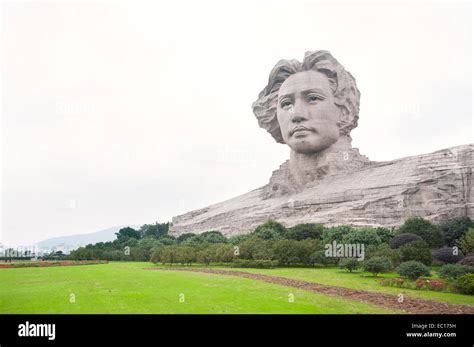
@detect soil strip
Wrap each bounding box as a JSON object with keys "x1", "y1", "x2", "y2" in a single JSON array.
[{"x1": 150, "y1": 267, "x2": 474, "y2": 314}]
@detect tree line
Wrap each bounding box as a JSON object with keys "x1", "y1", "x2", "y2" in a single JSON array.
[{"x1": 68, "y1": 217, "x2": 474, "y2": 269}]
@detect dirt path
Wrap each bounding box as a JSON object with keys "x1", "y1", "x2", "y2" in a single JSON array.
[{"x1": 150, "y1": 267, "x2": 474, "y2": 314}]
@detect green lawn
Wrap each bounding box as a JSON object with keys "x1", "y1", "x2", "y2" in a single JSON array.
[
  {"x1": 0, "y1": 262, "x2": 395, "y2": 314},
  {"x1": 213, "y1": 266, "x2": 474, "y2": 306}
]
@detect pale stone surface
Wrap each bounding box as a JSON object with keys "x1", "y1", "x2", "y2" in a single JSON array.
[
  {"x1": 170, "y1": 144, "x2": 473, "y2": 236},
  {"x1": 169, "y1": 50, "x2": 473, "y2": 236}
]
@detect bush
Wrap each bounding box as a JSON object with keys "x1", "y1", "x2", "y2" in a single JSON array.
[
  {"x1": 204, "y1": 231, "x2": 228, "y2": 243},
  {"x1": 196, "y1": 248, "x2": 214, "y2": 266},
  {"x1": 175, "y1": 245, "x2": 197, "y2": 265},
  {"x1": 439, "y1": 264, "x2": 474, "y2": 279},
  {"x1": 212, "y1": 243, "x2": 235, "y2": 262},
  {"x1": 432, "y1": 247, "x2": 464, "y2": 264},
  {"x1": 286, "y1": 223, "x2": 324, "y2": 240},
  {"x1": 231, "y1": 259, "x2": 278, "y2": 269},
  {"x1": 374, "y1": 227, "x2": 395, "y2": 243},
  {"x1": 399, "y1": 240, "x2": 432, "y2": 265},
  {"x1": 341, "y1": 227, "x2": 383, "y2": 246},
  {"x1": 154, "y1": 235, "x2": 176, "y2": 246},
  {"x1": 177, "y1": 233, "x2": 196, "y2": 243},
  {"x1": 272, "y1": 239, "x2": 318, "y2": 265},
  {"x1": 397, "y1": 217, "x2": 443, "y2": 247},
  {"x1": 310, "y1": 250, "x2": 337, "y2": 267},
  {"x1": 454, "y1": 274, "x2": 474, "y2": 295},
  {"x1": 237, "y1": 239, "x2": 274, "y2": 260},
  {"x1": 396, "y1": 261, "x2": 431, "y2": 280},
  {"x1": 365, "y1": 244, "x2": 401, "y2": 267},
  {"x1": 150, "y1": 249, "x2": 160, "y2": 263},
  {"x1": 338, "y1": 258, "x2": 361, "y2": 272},
  {"x1": 362, "y1": 256, "x2": 391, "y2": 276},
  {"x1": 228, "y1": 233, "x2": 255, "y2": 244},
  {"x1": 322, "y1": 225, "x2": 354, "y2": 243},
  {"x1": 457, "y1": 228, "x2": 474, "y2": 254},
  {"x1": 152, "y1": 245, "x2": 180, "y2": 265},
  {"x1": 252, "y1": 220, "x2": 287, "y2": 240},
  {"x1": 389, "y1": 233, "x2": 422, "y2": 249},
  {"x1": 440, "y1": 216, "x2": 474, "y2": 246},
  {"x1": 458, "y1": 255, "x2": 474, "y2": 266},
  {"x1": 191, "y1": 231, "x2": 227, "y2": 244}
]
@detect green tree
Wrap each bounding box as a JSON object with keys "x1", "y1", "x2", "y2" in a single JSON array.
[
  {"x1": 199, "y1": 231, "x2": 227, "y2": 243},
  {"x1": 310, "y1": 250, "x2": 336, "y2": 267},
  {"x1": 154, "y1": 235, "x2": 177, "y2": 246},
  {"x1": 131, "y1": 238, "x2": 156, "y2": 261},
  {"x1": 397, "y1": 217, "x2": 443, "y2": 247},
  {"x1": 177, "y1": 233, "x2": 197, "y2": 243},
  {"x1": 396, "y1": 261, "x2": 431, "y2": 280},
  {"x1": 440, "y1": 216, "x2": 474, "y2": 246},
  {"x1": 273, "y1": 240, "x2": 318, "y2": 265},
  {"x1": 212, "y1": 244, "x2": 234, "y2": 262},
  {"x1": 365, "y1": 244, "x2": 401, "y2": 267},
  {"x1": 286, "y1": 224, "x2": 324, "y2": 240},
  {"x1": 238, "y1": 239, "x2": 273, "y2": 260},
  {"x1": 338, "y1": 258, "x2": 361, "y2": 272},
  {"x1": 159, "y1": 245, "x2": 179, "y2": 265},
  {"x1": 175, "y1": 245, "x2": 196, "y2": 266},
  {"x1": 323, "y1": 225, "x2": 354, "y2": 244},
  {"x1": 457, "y1": 228, "x2": 474, "y2": 254},
  {"x1": 253, "y1": 220, "x2": 287, "y2": 240},
  {"x1": 362, "y1": 256, "x2": 391, "y2": 276},
  {"x1": 341, "y1": 227, "x2": 382, "y2": 246},
  {"x1": 373, "y1": 227, "x2": 394, "y2": 243},
  {"x1": 115, "y1": 227, "x2": 141, "y2": 242},
  {"x1": 140, "y1": 222, "x2": 170, "y2": 239},
  {"x1": 399, "y1": 240, "x2": 432, "y2": 265},
  {"x1": 196, "y1": 246, "x2": 214, "y2": 266},
  {"x1": 228, "y1": 233, "x2": 255, "y2": 244}
]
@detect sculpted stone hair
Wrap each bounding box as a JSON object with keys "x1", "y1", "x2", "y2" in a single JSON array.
[{"x1": 252, "y1": 50, "x2": 360, "y2": 144}]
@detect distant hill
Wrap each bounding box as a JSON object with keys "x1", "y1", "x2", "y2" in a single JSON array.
[{"x1": 35, "y1": 225, "x2": 140, "y2": 251}]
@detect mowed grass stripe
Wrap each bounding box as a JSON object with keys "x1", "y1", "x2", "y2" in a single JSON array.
[{"x1": 0, "y1": 262, "x2": 396, "y2": 314}]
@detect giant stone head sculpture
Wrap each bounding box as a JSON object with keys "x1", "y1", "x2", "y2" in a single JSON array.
[{"x1": 252, "y1": 50, "x2": 360, "y2": 154}]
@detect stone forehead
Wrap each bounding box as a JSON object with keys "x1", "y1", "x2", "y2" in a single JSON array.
[{"x1": 278, "y1": 70, "x2": 332, "y2": 96}]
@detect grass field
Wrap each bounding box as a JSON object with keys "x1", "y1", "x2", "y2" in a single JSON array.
[
  {"x1": 1, "y1": 262, "x2": 472, "y2": 314},
  {"x1": 218, "y1": 266, "x2": 474, "y2": 306},
  {"x1": 0, "y1": 262, "x2": 397, "y2": 314}
]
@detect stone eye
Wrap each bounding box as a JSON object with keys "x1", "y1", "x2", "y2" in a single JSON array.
[
  {"x1": 307, "y1": 94, "x2": 321, "y2": 103},
  {"x1": 280, "y1": 99, "x2": 293, "y2": 109}
]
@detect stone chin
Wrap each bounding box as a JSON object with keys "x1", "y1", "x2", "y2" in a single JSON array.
[{"x1": 285, "y1": 129, "x2": 340, "y2": 154}]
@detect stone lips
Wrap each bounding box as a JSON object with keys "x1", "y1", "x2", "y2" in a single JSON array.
[{"x1": 169, "y1": 144, "x2": 473, "y2": 236}]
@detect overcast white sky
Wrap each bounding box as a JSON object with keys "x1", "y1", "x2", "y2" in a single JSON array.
[{"x1": 1, "y1": 0, "x2": 472, "y2": 245}]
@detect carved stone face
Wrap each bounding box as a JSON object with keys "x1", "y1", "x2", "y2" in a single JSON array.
[{"x1": 277, "y1": 70, "x2": 341, "y2": 154}]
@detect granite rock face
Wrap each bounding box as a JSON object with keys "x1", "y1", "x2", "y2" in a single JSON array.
[
  {"x1": 170, "y1": 144, "x2": 473, "y2": 236},
  {"x1": 169, "y1": 50, "x2": 473, "y2": 236}
]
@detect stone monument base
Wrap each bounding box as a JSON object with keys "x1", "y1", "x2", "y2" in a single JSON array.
[{"x1": 169, "y1": 144, "x2": 473, "y2": 236}]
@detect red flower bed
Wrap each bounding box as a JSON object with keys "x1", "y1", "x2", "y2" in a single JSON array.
[
  {"x1": 415, "y1": 279, "x2": 446, "y2": 291},
  {"x1": 380, "y1": 277, "x2": 447, "y2": 291}
]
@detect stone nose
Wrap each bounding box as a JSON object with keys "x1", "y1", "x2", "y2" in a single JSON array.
[{"x1": 290, "y1": 101, "x2": 309, "y2": 123}]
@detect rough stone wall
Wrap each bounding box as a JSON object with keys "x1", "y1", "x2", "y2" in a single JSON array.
[{"x1": 169, "y1": 144, "x2": 473, "y2": 236}]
